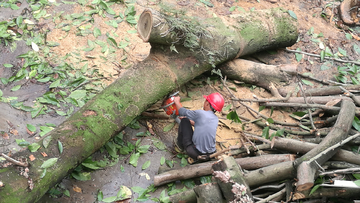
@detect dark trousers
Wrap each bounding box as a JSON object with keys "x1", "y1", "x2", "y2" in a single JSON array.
[{"x1": 177, "y1": 118, "x2": 212, "y2": 160}]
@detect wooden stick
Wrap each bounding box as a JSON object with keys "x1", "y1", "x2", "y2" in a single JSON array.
[{"x1": 0, "y1": 153, "x2": 28, "y2": 167}]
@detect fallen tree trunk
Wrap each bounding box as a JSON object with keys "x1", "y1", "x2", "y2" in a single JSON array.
[
  {"x1": 0, "y1": 7, "x2": 299, "y2": 203},
  {"x1": 154, "y1": 154, "x2": 295, "y2": 186},
  {"x1": 220, "y1": 59, "x2": 297, "y2": 92}
]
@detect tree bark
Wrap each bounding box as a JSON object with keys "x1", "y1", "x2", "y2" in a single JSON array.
[
  {"x1": 168, "y1": 188, "x2": 197, "y2": 203},
  {"x1": 0, "y1": 7, "x2": 298, "y2": 203},
  {"x1": 292, "y1": 187, "x2": 360, "y2": 200},
  {"x1": 193, "y1": 183, "x2": 225, "y2": 203},
  {"x1": 272, "y1": 137, "x2": 360, "y2": 165},
  {"x1": 220, "y1": 59, "x2": 297, "y2": 92},
  {"x1": 138, "y1": 8, "x2": 298, "y2": 60},
  {"x1": 294, "y1": 100, "x2": 355, "y2": 191},
  {"x1": 212, "y1": 156, "x2": 253, "y2": 202},
  {"x1": 154, "y1": 154, "x2": 295, "y2": 186}
]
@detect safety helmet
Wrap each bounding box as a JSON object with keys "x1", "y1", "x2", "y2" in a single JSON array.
[{"x1": 203, "y1": 93, "x2": 224, "y2": 112}]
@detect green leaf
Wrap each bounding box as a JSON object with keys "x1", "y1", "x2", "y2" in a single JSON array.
[
  {"x1": 3, "y1": 64, "x2": 13, "y2": 68},
  {"x1": 142, "y1": 160, "x2": 151, "y2": 170},
  {"x1": 160, "y1": 157, "x2": 165, "y2": 165},
  {"x1": 288, "y1": 10, "x2": 297, "y2": 19},
  {"x1": 353, "y1": 173, "x2": 360, "y2": 179},
  {"x1": 97, "y1": 190, "x2": 103, "y2": 201},
  {"x1": 105, "y1": 141, "x2": 118, "y2": 158},
  {"x1": 352, "y1": 116, "x2": 360, "y2": 131},
  {"x1": 10, "y1": 4, "x2": 20, "y2": 10},
  {"x1": 0, "y1": 89, "x2": 3, "y2": 97},
  {"x1": 64, "y1": 190, "x2": 70, "y2": 197},
  {"x1": 165, "y1": 160, "x2": 173, "y2": 168},
  {"x1": 58, "y1": 140, "x2": 63, "y2": 154},
  {"x1": 163, "y1": 123, "x2": 175, "y2": 132},
  {"x1": 295, "y1": 49, "x2": 302, "y2": 62},
  {"x1": 93, "y1": 27, "x2": 101, "y2": 38},
  {"x1": 43, "y1": 136, "x2": 52, "y2": 148},
  {"x1": 262, "y1": 126, "x2": 269, "y2": 139},
  {"x1": 309, "y1": 184, "x2": 321, "y2": 196},
  {"x1": 320, "y1": 50, "x2": 325, "y2": 62},
  {"x1": 40, "y1": 126, "x2": 54, "y2": 137},
  {"x1": 49, "y1": 79, "x2": 61, "y2": 88},
  {"x1": 68, "y1": 90, "x2": 87, "y2": 99},
  {"x1": 137, "y1": 145, "x2": 150, "y2": 154},
  {"x1": 226, "y1": 111, "x2": 242, "y2": 123},
  {"x1": 72, "y1": 171, "x2": 91, "y2": 181},
  {"x1": 180, "y1": 157, "x2": 188, "y2": 167},
  {"x1": 27, "y1": 124, "x2": 36, "y2": 132},
  {"x1": 259, "y1": 106, "x2": 266, "y2": 112},
  {"x1": 16, "y1": 139, "x2": 30, "y2": 146},
  {"x1": 11, "y1": 85, "x2": 21, "y2": 91},
  {"x1": 28, "y1": 143, "x2": 41, "y2": 152},
  {"x1": 41, "y1": 158, "x2": 58, "y2": 168},
  {"x1": 152, "y1": 138, "x2": 166, "y2": 150},
  {"x1": 301, "y1": 79, "x2": 313, "y2": 86},
  {"x1": 82, "y1": 162, "x2": 100, "y2": 170},
  {"x1": 338, "y1": 47, "x2": 347, "y2": 57},
  {"x1": 129, "y1": 152, "x2": 140, "y2": 167},
  {"x1": 354, "y1": 44, "x2": 360, "y2": 54},
  {"x1": 40, "y1": 168, "x2": 47, "y2": 178},
  {"x1": 354, "y1": 180, "x2": 360, "y2": 187}
]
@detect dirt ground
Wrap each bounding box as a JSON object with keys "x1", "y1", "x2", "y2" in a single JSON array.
[{"x1": 1, "y1": 0, "x2": 360, "y2": 202}]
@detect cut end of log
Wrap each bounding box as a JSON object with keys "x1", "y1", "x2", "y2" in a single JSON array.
[
  {"x1": 137, "y1": 9, "x2": 153, "y2": 42},
  {"x1": 296, "y1": 182, "x2": 314, "y2": 192},
  {"x1": 292, "y1": 192, "x2": 306, "y2": 200}
]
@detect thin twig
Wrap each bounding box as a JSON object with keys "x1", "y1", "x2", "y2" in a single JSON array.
[
  {"x1": 236, "y1": 90, "x2": 292, "y2": 103},
  {"x1": 308, "y1": 133, "x2": 360, "y2": 163},
  {"x1": 1, "y1": 153, "x2": 28, "y2": 167},
  {"x1": 339, "y1": 86, "x2": 360, "y2": 106},
  {"x1": 251, "y1": 183, "x2": 286, "y2": 193},
  {"x1": 285, "y1": 48, "x2": 360, "y2": 66},
  {"x1": 298, "y1": 82, "x2": 317, "y2": 131},
  {"x1": 319, "y1": 167, "x2": 360, "y2": 176},
  {"x1": 256, "y1": 188, "x2": 286, "y2": 203}
]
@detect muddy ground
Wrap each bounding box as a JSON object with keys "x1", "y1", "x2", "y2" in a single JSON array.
[{"x1": 1, "y1": 0, "x2": 360, "y2": 202}]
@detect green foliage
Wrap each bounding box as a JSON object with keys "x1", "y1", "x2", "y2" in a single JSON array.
[
  {"x1": 227, "y1": 111, "x2": 242, "y2": 123},
  {"x1": 334, "y1": 63, "x2": 360, "y2": 84}
]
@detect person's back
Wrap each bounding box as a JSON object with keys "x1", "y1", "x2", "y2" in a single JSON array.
[{"x1": 174, "y1": 92, "x2": 224, "y2": 163}]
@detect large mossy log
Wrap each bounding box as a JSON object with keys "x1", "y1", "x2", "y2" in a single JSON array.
[
  {"x1": 0, "y1": 8, "x2": 298, "y2": 203},
  {"x1": 138, "y1": 7, "x2": 298, "y2": 62}
]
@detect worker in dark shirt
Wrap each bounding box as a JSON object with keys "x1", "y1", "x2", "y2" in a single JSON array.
[{"x1": 173, "y1": 92, "x2": 224, "y2": 163}]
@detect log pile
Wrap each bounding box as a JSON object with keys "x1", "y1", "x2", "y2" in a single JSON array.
[{"x1": 153, "y1": 87, "x2": 360, "y2": 202}]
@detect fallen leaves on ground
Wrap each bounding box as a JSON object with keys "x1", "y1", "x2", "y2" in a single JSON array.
[
  {"x1": 73, "y1": 185, "x2": 82, "y2": 193},
  {"x1": 1, "y1": 132, "x2": 9, "y2": 139},
  {"x1": 29, "y1": 154, "x2": 35, "y2": 161},
  {"x1": 9, "y1": 129, "x2": 18, "y2": 136}
]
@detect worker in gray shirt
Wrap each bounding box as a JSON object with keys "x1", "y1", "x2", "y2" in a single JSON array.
[{"x1": 173, "y1": 92, "x2": 224, "y2": 163}]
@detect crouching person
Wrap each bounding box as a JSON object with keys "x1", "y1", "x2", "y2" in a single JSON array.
[{"x1": 173, "y1": 93, "x2": 224, "y2": 164}]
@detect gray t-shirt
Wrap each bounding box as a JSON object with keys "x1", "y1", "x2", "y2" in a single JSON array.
[{"x1": 178, "y1": 107, "x2": 218, "y2": 153}]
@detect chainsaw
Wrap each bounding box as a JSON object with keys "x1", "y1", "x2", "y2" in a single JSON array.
[{"x1": 160, "y1": 91, "x2": 182, "y2": 123}]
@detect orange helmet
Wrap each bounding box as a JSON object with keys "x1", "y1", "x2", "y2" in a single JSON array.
[{"x1": 203, "y1": 93, "x2": 224, "y2": 112}]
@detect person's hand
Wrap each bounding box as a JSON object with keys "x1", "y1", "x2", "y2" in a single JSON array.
[
  {"x1": 173, "y1": 96, "x2": 181, "y2": 104},
  {"x1": 189, "y1": 119, "x2": 195, "y2": 126}
]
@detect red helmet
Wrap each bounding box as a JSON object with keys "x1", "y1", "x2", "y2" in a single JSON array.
[{"x1": 203, "y1": 93, "x2": 224, "y2": 112}]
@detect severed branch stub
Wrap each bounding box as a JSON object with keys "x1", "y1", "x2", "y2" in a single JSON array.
[{"x1": 212, "y1": 156, "x2": 254, "y2": 203}]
